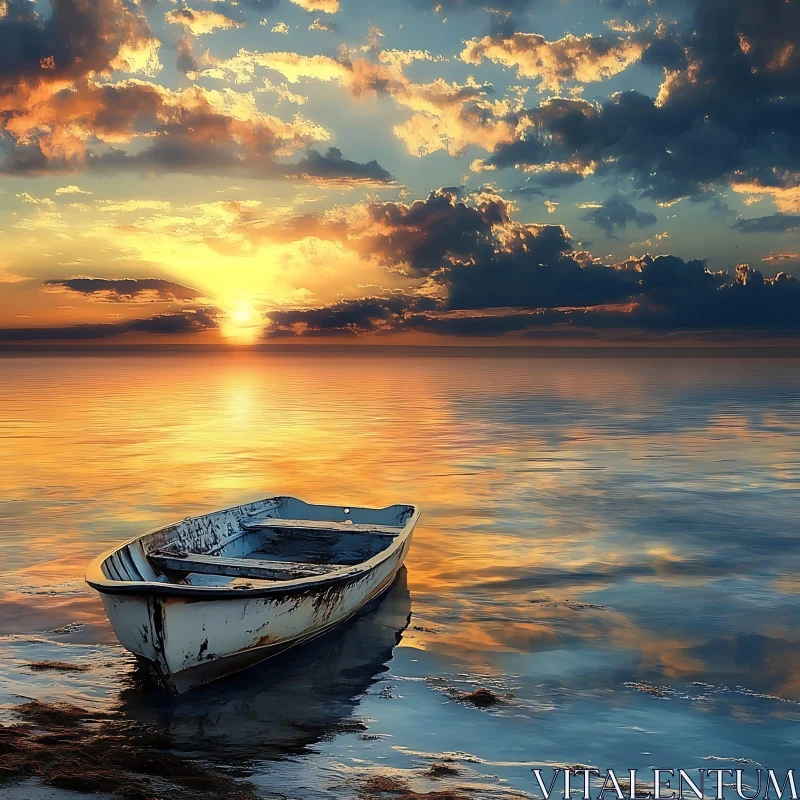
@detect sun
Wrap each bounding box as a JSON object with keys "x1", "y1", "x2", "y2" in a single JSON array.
[
  {"x1": 231, "y1": 306, "x2": 255, "y2": 325},
  {"x1": 220, "y1": 301, "x2": 261, "y2": 344}
]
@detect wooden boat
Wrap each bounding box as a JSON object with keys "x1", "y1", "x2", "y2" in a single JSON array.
[
  {"x1": 86, "y1": 496, "x2": 419, "y2": 693},
  {"x1": 120, "y1": 571, "x2": 412, "y2": 756}
]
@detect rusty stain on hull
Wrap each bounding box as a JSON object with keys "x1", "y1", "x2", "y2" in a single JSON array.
[{"x1": 86, "y1": 496, "x2": 419, "y2": 693}]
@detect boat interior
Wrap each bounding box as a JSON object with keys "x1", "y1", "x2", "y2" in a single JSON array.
[{"x1": 99, "y1": 497, "x2": 416, "y2": 588}]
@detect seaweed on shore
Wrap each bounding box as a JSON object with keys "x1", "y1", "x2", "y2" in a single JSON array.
[
  {"x1": 426, "y1": 763, "x2": 460, "y2": 778},
  {"x1": 455, "y1": 688, "x2": 502, "y2": 708},
  {"x1": 27, "y1": 661, "x2": 92, "y2": 673},
  {"x1": 16, "y1": 700, "x2": 99, "y2": 726},
  {"x1": 0, "y1": 701, "x2": 259, "y2": 800}
]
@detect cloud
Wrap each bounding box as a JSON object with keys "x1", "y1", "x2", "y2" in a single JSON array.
[
  {"x1": 226, "y1": 188, "x2": 637, "y2": 310},
  {"x1": 405, "y1": 0, "x2": 535, "y2": 9},
  {"x1": 0, "y1": 308, "x2": 221, "y2": 341},
  {"x1": 266, "y1": 262, "x2": 800, "y2": 338},
  {"x1": 507, "y1": 185, "x2": 544, "y2": 201},
  {"x1": 253, "y1": 187, "x2": 800, "y2": 338},
  {"x1": 582, "y1": 192, "x2": 657, "y2": 236},
  {"x1": 42, "y1": 277, "x2": 207, "y2": 303},
  {"x1": 265, "y1": 294, "x2": 436, "y2": 337},
  {"x1": 165, "y1": 7, "x2": 243, "y2": 35},
  {"x1": 762, "y1": 252, "x2": 800, "y2": 263},
  {"x1": 0, "y1": 0, "x2": 160, "y2": 87},
  {"x1": 0, "y1": 0, "x2": 384, "y2": 183},
  {"x1": 259, "y1": 78, "x2": 308, "y2": 105},
  {"x1": 308, "y1": 18, "x2": 335, "y2": 32},
  {"x1": 732, "y1": 214, "x2": 800, "y2": 234},
  {"x1": 0, "y1": 76, "x2": 398, "y2": 181},
  {"x1": 217, "y1": 187, "x2": 509, "y2": 276},
  {"x1": 99, "y1": 200, "x2": 171, "y2": 213},
  {"x1": 16, "y1": 193, "x2": 54, "y2": 207},
  {"x1": 378, "y1": 50, "x2": 442, "y2": 68},
  {"x1": 391, "y1": 76, "x2": 519, "y2": 157},
  {"x1": 461, "y1": 31, "x2": 648, "y2": 93},
  {"x1": 175, "y1": 32, "x2": 199, "y2": 76},
  {"x1": 0, "y1": 271, "x2": 29, "y2": 284},
  {"x1": 201, "y1": 50, "x2": 521, "y2": 157},
  {"x1": 729, "y1": 181, "x2": 800, "y2": 213},
  {"x1": 289, "y1": 0, "x2": 339, "y2": 12},
  {"x1": 475, "y1": 0, "x2": 800, "y2": 205},
  {"x1": 361, "y1": 189, "x2": 510, "y2": 277},
  {"x1": 205, "y1": 51, "x2": 349, "y2": 85},
  {"x1": 54, "y1": 185, "x2": 92, "y2": 196},
  {"x1": 286, "y1": 147, "x2": 395, "y2": 187}
]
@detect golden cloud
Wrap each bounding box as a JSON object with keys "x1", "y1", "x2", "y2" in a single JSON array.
[
  {"x1": 289, "y1": 0, "x2": 340, "y2": 12},
  {"x1": 461, "y1": 31, "x2": 646, "y2": 92},
  {"x1": 730, "y1": 178, "x2": 800, "y2": 213},
  {"x1": 204, "y1": 50, "x2": 520, "y2": 156},
  {"x1": 2, "y1": 77, "x2": 329, "y2": 174},
  {"x1": 165, "y1": 7, "x2": 244, "y2": 36}
]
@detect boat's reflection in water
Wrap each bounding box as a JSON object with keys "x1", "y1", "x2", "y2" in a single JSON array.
[{"x1": 118, "y1": 568, "x2": 411, "y2": 760}]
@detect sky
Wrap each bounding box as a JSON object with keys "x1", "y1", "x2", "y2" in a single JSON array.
[{"x1": 0, "y1": 0, "x2": 799, "y2": 345}]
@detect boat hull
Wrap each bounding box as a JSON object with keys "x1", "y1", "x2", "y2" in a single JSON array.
[{"x1": 98, "y1": 528, "x2": 413, "y2": 693}]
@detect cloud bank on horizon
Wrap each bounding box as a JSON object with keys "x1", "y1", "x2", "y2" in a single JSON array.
[{"x1": 0, "y1": 0, "x2": 798, "y2": 343}]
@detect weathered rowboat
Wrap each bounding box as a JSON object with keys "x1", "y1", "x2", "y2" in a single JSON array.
[
  {"x1": 121, "y1": 571, "x2": 412, "y2": 755},
  {"x1": 86, "y1": 496, "x2": 419, "y2": 693}
]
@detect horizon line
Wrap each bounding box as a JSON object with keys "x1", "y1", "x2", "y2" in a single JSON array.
[{"x1": 1, "y1": 343, "x2": 799, "y2": 358}]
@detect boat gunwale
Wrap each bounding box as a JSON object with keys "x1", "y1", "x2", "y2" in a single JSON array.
[{"x1": 85, "y1": 498, "x2": 420, "y2": 599}]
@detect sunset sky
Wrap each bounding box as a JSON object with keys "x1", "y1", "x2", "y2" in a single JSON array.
[{"x1": 1, "y1": 0, "x2": 799, "y2": 344}]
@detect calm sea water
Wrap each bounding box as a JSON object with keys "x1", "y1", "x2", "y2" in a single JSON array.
[{"x1": 1, "y1": 354, "x2": 799, "y2": 799}]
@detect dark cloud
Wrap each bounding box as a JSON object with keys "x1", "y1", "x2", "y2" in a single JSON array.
[
  {"x1": 362, "y1": 188, "x2": 510, "y2": 277},
  {"x1": 508, "y1": 169, "x2": 586, "y2": 201},
  {"x1": 582, "y1": 193, "x2": 657, "y2": 237},
  {"x1": 2, "y1": 121, "x2": 393, "y2": 183},
  {"x1": 0, "y1": 308, "x2": 221, "y2": 341},
  {"x1": 175, "y1": 33, "x2": 200, "y2": 75},
  {"x1": 285, "y1": 147, "x2": 395, "y2": 187},
  {"x1": 707, "y1": 196, "x2": 735, "y2": 218},
  {"x1": 535, "y1": 170, "x2": 586, "y2": 190},
  {"x1": 480, "y1": 0, "x2": 800, "y2": 205},
  {"x1": 407, "y1": 0, "x2": 536, "y2": 9},
  {"x1": 507, "y1": 185, "x2": 545, "y2": 201},
  {"x1": 732, "y1": 214, "x2": 800, "y2": 234},
  {"x1": 262, "y1": 188, "x2": 800, "y2": 338},
  {"x1": 442, "y1": 225, "x2": 640, "y2": 309},
  {"x1": 267, "y1": 264, "x2": 800, "y2": 337},
  {"x1": 403, "y1": 309, "x2": 546, "y2": 338},
  {"x1": 249, "y1": 199, "x2": 475, "y2": 269},
  {"x1": 43, "y1": 278, "x2": 206, "y2": 303},
  {"x1": 265, "y1": 295, "x2": 438, "y2": 338},
  {"x1": 0, "y1": 0, "x2": 153, "y2": 85}
]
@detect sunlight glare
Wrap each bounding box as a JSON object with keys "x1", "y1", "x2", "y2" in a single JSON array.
[{"x1": 221, "y1": 301, "x2": 261, "y2": 344}]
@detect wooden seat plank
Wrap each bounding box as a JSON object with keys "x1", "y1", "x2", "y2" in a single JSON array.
[
  {"x1": 148, "y1": 551, "x2": 343, "y2": 581},
  {"x1": 241, "y1": 517, "x2": 403, "y2": 535}
]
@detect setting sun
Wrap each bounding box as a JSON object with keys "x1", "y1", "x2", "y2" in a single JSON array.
[{"x1": 221, "y1": 301, "x2": 261, "y2": 343}]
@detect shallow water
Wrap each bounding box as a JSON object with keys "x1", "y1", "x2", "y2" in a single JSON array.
[{"x1": 1, "y1": 354, "x2": 799, "y2": 798}]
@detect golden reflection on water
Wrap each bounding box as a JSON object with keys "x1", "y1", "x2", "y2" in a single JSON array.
[{"x1": 1, "y1": 354, "x2": 800, "y2": 699}]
